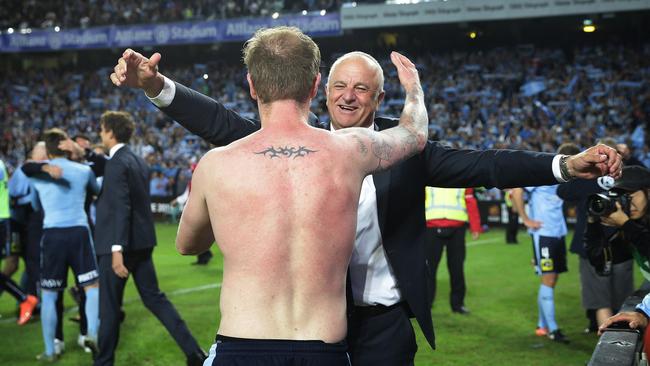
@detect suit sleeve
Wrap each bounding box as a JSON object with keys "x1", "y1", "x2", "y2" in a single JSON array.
[
  {"x1": 104, "y1": 159, "x2": 131, "y2": 250},
  {"x1": 557, "y1": 179, "x2": 603, "y2": 202},
  {"x1": 159, "y1": 81, "x2": 261, "y2": 146},
  {"x1": 85, "y1": 149, "x2": 108, "y2": 177},
  {"x1": 423, "y1": 141, "x2": 557, "y2": 189}
]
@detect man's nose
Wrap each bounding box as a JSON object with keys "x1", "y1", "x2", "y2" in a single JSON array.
[{"x1": 341, "y1": 87, "x2": 356, "y2": 102}]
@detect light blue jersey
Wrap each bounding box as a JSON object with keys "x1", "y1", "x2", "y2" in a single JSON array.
[
  {"x1": 637, "y1": 293, "x2": 650, "y2": 317},
  {"x1": 30, "y1": 158, "x2": 99, "y2": 229},
  {"x1": 8, "y1": 166, "x2": 40, "y2": 211},
  {"x1": 525, "y1": 185, "x2": 567, "y2": 238}
]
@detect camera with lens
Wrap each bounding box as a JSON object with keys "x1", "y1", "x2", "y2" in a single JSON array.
[{"x1": 587, "y1": 190, "x2": 631, "y2": 217}]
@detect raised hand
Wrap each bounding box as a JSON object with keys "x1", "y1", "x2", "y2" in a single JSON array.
[
  {"x1": 390, "y1": 51, "x2": 422, "y2": 98},
  {"x1": 109, "y1": 48, "x2": 164, "y2": 97},
  {"x1": 567, "y1": 144, "x2": 622, "y2": 180}
]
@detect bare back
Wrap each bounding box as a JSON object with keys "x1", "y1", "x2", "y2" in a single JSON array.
[{"x1": 196, "y1": 125, "x2": 364, "y2": 342}]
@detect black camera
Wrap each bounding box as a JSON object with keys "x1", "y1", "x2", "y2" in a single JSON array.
[{"x1": 587, "y1": 190, "x2": 631, "y2": 217}]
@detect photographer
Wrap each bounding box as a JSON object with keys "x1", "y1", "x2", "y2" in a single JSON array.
[{"x1": 585, "y1": 166, "x2": 650, "y2": 324}]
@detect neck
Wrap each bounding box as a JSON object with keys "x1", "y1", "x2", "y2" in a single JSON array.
[{"x1": 258, "y1": 100, "x2": 310, "y2": 129}]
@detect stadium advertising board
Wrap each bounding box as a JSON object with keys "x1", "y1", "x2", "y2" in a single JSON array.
[
  {"x1": 341, "y1": 0, "x2": 650, "y2": 28},
  {"x1": 0, "y1": 13, "x2": 341, "y2": 53}
]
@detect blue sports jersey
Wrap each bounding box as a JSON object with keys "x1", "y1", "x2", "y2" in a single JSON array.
[
  {"x1": 525, "y1": 185, "x2": 567, "y2": 238},
  {"x1": 31, "y1": 158, "x2": 99, "y2": 229},
  {"x1": 8, "y1": 166, "x2": 40, "y2": 210}
]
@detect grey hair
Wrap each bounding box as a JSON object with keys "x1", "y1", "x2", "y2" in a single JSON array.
[{"x1": 327, "y1": 51, "x2": 385, "y2": 96}]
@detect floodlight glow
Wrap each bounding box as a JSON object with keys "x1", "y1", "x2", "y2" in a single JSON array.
[
  {"x1": 272, "y1": 12, "x2": 279, "y2": 19},
  {"x1": 583, "y1": 25, "x2": 596, "y2": 33}
]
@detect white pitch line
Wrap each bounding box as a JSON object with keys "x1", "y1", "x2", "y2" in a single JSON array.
[
  {"x1": 467, "y1": 238, "x2": 501, "y2": 247},
  {"x1": 0, "y1": 282, "x2": 222, "y2": 324}
]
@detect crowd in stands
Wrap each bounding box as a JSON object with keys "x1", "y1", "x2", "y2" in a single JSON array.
[
  {"x1": 0, "y1": 0, "x2": 344, "y2": 31},
  {"x1": 1, "y1": 42, "x2": 649, "y2": 198}
]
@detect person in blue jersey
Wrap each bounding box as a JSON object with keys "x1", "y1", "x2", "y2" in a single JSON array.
[
  {"x1": 511, "y1": 143, "x2": 580, "y2": 344},
  {"x1": 29, "y1": 128, "x2": 101, "y2": 362}
]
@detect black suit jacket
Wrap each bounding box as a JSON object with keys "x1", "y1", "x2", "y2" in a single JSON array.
[
  {"x1": 94, "y1": 146, "x2": 157, "y2": 256},
  {"x1": 161, "y1": 81, "x2": 559, "y2": 349}
]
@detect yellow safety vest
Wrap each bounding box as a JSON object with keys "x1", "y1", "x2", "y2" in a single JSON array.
[
  {"x1": 424, "y1": 187, "x2": 468, "y2": 222},
  {"x1": 0, "y1": 160, "x2": 9, "y2": 220}
]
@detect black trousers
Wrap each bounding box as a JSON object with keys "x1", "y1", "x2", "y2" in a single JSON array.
[
  {"x1": 95, "y1": 248, "x2": 200, "y2": 366},
  {"x1": 505, "y1": 206, "x2": 519, "y2": 243},
  {"x1": 347, "y1": 303, "x2": 416, "y2": 366},
  {"x1": 426, "y1": 226, "x2": 467, "y2": 310}
]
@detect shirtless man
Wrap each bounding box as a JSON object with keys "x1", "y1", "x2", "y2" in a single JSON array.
[{"x1": 175, "y1": 27, "x2": 428, "y2": 365}]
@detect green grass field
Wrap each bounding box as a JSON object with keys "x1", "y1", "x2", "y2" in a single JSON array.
[{"x1": 0, "y1": 224, "x2": 636, "y2": 365}]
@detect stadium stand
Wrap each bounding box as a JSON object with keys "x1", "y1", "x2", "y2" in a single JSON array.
[
  {"x1": 1, "y1": 43, "x2": 648, "y2": 191},
  {"x1": 0, "y1": 0, "x2": 344, "y2": 30}
]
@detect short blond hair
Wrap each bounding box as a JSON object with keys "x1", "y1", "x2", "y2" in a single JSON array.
[{"x1": 243, "y1": 26, "x2": 320, "y2": 104}]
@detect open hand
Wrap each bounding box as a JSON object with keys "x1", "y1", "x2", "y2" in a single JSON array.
[{"x1": 110, "y1": 48, "x2": 164, "y2": 97}]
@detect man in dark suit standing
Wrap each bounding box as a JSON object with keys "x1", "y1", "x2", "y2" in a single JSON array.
[
  {"x1": 110, "y1": 51, "x2": 622, "y2": 365},
  {"x1": 93, "y1": 111, "x2": 206, "y2": 366}
]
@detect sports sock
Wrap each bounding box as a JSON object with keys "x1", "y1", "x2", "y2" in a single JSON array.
[
  {"x1": 41, "y1": 290, "x2": 58, "y2": 356},
  {"x1": 84, "y1": 287, "x2": 99, "y2": 339},
  {"x1": 539, "y1": 284, "x2": 558, "y2": 332}
]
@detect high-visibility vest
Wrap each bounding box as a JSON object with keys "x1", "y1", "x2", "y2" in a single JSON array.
[
  {"x1": 425, "y1": 187, "x2": 468, "y2": 222},
  {"x1": 0, "y1": 160, "x2": 9, "y2": 220}
]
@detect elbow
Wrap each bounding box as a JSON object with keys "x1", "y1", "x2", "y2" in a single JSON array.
[{"x1": 176, "y1": 240, "x2": 196, "y2": 256}]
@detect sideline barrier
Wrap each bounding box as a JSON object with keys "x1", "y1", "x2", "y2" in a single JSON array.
[{"x1": 589, "y1": 291, "x2": 649, "y2": 366}]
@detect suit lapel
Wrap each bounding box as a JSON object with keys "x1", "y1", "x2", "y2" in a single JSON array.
[
  {"x1": 372, "y1": 121, "x2": 391, "y2": 233},
  {"x1": 372, "y1": 169, "x2": 391, "y2": 234}
]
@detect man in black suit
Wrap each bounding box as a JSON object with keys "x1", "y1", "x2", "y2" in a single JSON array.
[
  {"x1": 110, "y1": 50, "x2": 622, "y2": 365},
  {"x1": 93, "y1": 111, "x2": 206, "y2": 366}
]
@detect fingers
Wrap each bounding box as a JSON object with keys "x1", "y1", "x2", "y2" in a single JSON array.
[
  {"x1": 149, "y1": 52, "x2": 162, "y2": 68},
  {"x1": 110, "y1": 72, "x2": 121, "y2": 86},
  {"x1": 113, "y1": 266, "x2": 129, "y2": 279},
  {"x1": 609, "y1": 153, "x2": 623, "y2": 178}
]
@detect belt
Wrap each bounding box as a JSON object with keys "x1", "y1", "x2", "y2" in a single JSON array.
[{"x1": 353, "y1": 301, "x2": 407, "y2": 318}]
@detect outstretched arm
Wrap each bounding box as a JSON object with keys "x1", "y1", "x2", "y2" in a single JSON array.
[
  {"x1": 176, "y1": 155, "x2": 215, "y2": 255},
  {"x1": 110, "y1": 49, "x2": 260, "y2": 146},
  {"x1": 338, "y1": 51, "x2": 428, "y2": 175}
]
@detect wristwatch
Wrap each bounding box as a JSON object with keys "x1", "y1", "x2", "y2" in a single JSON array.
[{"x1": 559, "y1": 155, "x2": 572, "y2": 181}]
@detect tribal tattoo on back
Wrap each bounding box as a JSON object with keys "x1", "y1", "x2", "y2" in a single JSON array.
[{"x1": 254, "y1": 146, "x2": 318, "y2": 159}]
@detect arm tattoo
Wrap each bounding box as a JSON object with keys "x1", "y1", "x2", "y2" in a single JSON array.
[
  {"x1": 351, "y1": 135, "x2": 368, "y2": 155},
  {"x1": 254, "y1": 146, "x2": 318, "y2": 159}
]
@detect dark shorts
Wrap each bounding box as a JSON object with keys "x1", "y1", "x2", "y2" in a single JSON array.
[
  {"x1": 205, "y1": 335, "x2": 351, "y2": 366},
  {"x1": 0, "y1": 219, "x2": 9, "y2": 258},
  {"x1": 531, "y1": 234, "x2": 567, "y2": 275},
  {"x1": 40, "y1": 226, "x2": 98, "y2": 290}
]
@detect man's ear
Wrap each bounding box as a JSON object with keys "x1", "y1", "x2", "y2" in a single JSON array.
[
  {"x1": 309, "y1": 73, "x2": 321, "y2": 100},
  {"x1": 247, "y1": 73, "x2": 258, "y2": 101}
]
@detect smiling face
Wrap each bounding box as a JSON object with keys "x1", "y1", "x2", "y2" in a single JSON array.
[{"x1": 325, "y1": 54, "x2": 385, "y2": 130}]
